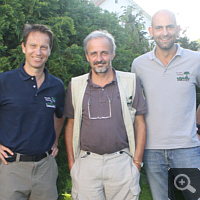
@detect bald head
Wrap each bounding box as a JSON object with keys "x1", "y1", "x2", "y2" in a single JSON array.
[
  {"x1": 149, "y1": 9, "x2": 180, "y2": 52},
  {"x1": 151, "y1": 10, "x2": 177, "y2": 27}
]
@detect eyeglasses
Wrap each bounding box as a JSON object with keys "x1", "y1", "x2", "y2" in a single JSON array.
[
  {"x1": 88, "y1": 95, "x2": 112, "y2": 120},
  {"x1": 87, "y1": 84, "x2": 115, "y2": 120}
]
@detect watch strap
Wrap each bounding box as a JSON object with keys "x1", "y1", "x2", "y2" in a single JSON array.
[{"x1": 134, "y1": 160, "x2": 144, "y2": 167}]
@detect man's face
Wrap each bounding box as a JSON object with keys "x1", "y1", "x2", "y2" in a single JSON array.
[
  {"x1": 22, "y1": 31, "x2": 51, "y2": 70},
  {"x1": 149, "y1": 11, "x2": 180, "y2": 51},
  {"x1": 85, "y1": 37, "x2": 115, "y2": 74}
]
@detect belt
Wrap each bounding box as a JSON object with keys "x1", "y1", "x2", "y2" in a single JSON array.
[
  {"x1": 5, "y1": 150, "x2": 52, "y2": 162},
  {"x1": 80, "y1": 148, "x2": 132, "y2": 158}
]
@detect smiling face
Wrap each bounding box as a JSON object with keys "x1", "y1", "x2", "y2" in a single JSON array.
[
  {"x1": 149, "y1": 10, "x2": 180, "y2": 51},
  {"x1": 22, "y1": 31, "x2": 51, "y2": 72},
  {"x1": 85, "y1": 37, "x2": 115, "y2": 75}
]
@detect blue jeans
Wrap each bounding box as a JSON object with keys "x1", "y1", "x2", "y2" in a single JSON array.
[{"x1": 143, "y1": 147, "x2": 200, "y2": 200}]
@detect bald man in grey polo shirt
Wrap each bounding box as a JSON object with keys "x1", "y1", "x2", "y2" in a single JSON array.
[
  {"x1": 64, "y1": 30, "x2": 146, "y2": 200},
  {"x1": 132, "y1": 9, "x2": 200, "y2": 200}
]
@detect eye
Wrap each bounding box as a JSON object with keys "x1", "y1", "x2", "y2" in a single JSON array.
[
  {"x1": 90, "y1": 52, "x2": 97, "y2": 56},
  {"x1": 41, "y1": 46, "x2": 48, "y2": 50},
  {"x1": 167, "y1": 25, "x2": 174, "y2": 30},
  {"x1": 155, "y1": 26, "x2": 162, "y2": 30},
  {"x1": 30, "y1": 44, "x2": 36, "y2": 48},
  {"x1": 102, "y1": 51, "x2": 109, "y2": 55}
]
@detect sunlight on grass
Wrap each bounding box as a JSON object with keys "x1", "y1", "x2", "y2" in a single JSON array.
[{"x1": 62, "y1": 193, "x2": 71, "y2": 200}]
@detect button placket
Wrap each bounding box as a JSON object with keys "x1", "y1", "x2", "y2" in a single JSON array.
[{"x1": 31, "y1": 76, "x2": 38, "y2": 96}]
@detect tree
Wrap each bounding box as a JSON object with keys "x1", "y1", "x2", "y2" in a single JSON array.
[
  {"x1": 116, "y1": 6, "x2": 150, "y2": 71},
  {"x1": 0, "y1": 0, "x2": 76, "y2": 87},
  {"x1": 177, "y1": 36, "x2": 199, "y2": 51}
]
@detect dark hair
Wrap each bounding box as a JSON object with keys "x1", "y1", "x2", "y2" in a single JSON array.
[{"x1": 23, "y1": 24, "x2": 53, "y2": 49}]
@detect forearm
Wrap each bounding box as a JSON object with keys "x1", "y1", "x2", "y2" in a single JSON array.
[
  {"x1": 65, "y1": 118, "x2": 75, "y2": 170},
  {"x1": 54, "y1": 114, "x2": 65, "y2": 146},
  {"x1": 134, "y1": 115, "x2": 146, "y2": 162}
]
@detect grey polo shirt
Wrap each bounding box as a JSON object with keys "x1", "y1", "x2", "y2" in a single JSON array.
[
  {"x1": 64, "y1": 69, "x2": 147, "y2": 154},
  {"x1": 132, "y1": 44, "x2": 200, "y2": 149}
]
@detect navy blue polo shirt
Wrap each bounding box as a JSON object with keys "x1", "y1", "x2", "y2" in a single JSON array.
[{"x1": 0, "y1": 63, "x2": 65, "y2": 155}]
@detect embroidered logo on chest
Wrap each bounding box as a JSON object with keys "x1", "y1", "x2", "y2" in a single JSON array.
[
  {"x1": 44, "y1": 97, "x2": 56, "y2": 108},
  {"x1": 176, "y1": 71, "x2": 190, "y2": 81}
]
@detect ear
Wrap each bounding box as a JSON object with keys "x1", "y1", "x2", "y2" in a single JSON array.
[
  {"x1": 21, "y1": 42, "x2": 26, "y2": 54},
  {"x1": 177, "y1": 25, "x2": 181, "y2": 35},
  {"x1": 85, "y1": 54, "x2": 89, "y2": 62},
  {"x1": 111, "y1": 52, "x2": 115, "y2": 60},
  {"x1": 48, "y1": 49, "x2": 51, "y2": 56},
  {"x1": 149, "y1": 27, "x2": 153, "y2": 37}
]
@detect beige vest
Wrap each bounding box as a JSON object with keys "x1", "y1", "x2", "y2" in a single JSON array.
[{"x1": 71, "y1": 70, "x2": 136, "y2": 159}]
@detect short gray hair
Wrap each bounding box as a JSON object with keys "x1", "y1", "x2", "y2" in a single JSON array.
[{"x1": 83, "y1": 30, "x2": 116, "y2": 54}]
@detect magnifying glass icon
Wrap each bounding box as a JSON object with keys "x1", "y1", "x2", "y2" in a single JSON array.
[{"x1": 174, "y1": 174, "x2": 196, "y2": 193}]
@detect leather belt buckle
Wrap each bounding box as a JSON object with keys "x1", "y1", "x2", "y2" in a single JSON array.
[
  {"x1": 5, "y1": 150, "x2": 52, "y2": 163},
  {"x1": 5, "y1": 153, "x2": 17, "y2": 162}
]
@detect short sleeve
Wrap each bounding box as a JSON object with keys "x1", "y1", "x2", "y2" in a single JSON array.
[
  {"x1": 63, "y1": 81, "x2": 74, "y2": 118},
  {"x1": 132, "y1": 77, "x2": 147, "y2": 115},
  {"x1": 55, "y1": 81, "x2": 65, "y2": 118}
]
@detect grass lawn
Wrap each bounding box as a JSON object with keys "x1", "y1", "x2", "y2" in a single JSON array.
[{"x1": 139, "y1": 168, "x2": 153, "y2": 200}]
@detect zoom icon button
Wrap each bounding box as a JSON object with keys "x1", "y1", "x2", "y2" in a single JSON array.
[{"x1": 174, "y1": 174, "x2": 196, "y2": 193}]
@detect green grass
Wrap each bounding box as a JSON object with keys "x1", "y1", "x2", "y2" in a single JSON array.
[
  {"x1": 61, "y1": 193, "x2": 71, "y2": 200},
  {"x1": 139, "y1": 168, "x2": 153, "y2": 200}
]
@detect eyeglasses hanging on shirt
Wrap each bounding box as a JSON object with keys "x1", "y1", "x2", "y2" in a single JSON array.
[{"x1": 87, "y1": 84, "x2": 115, "y2": 120}]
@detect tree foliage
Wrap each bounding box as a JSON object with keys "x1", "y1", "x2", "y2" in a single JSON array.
[
  {"x1": 177, "y1": 36, "x2": 199, "y2": 51},
  {"x1": 0, "y1": 0, "x2": 76, "y2": 86}
]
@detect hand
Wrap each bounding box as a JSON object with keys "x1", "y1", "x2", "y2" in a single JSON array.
[
  {"x1": 51, "y1": 143, "x2": 59, "y2": 157},
  {"x1": 0, "y1": 144, "x2": 13, "y2": 165},
  {"x1": 197, "y1": 134, "x2": 200, "y2": 141},
  {"x1": 134, "y1": 162, "x2": 141, "y2": 172},
  {"x1": 69, "y1": 161, "x2": 75, "y2": 171}
]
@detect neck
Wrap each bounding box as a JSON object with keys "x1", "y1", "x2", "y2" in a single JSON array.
[
  {"x1": 23, "y1": 65, "x2": 45, "y2": 89},
  {"x1": 155, "y1": 44, "x2": 177, "y2": 67},
  {"x1": 91, "y1": 67, "x2": 114, "y2": 87}
]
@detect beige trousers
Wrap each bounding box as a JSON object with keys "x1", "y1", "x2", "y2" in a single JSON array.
[
  {"x1": 0, "y1": 154, "x2": 58, "y2": 200},
  {"x1": 71, "y1": 148, "x2": 141, "y2": 200}
]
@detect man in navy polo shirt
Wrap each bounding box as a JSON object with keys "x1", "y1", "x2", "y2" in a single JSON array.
[{"x1": 0, "y1": 24, "x2": 65, "y2": 200}]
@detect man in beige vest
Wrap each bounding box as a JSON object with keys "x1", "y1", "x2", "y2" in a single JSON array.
[{"x1": 64, "y1": 30, "x2": 146, "y2": 200}]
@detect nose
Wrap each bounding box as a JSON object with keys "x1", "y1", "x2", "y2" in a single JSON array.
[
  {"x1": 162, "y1": 27, "x2": 169, "y2": 36},
  {"x1": 35, "y1": 47, "x2": 42, "y2": 55},
  {"x1": 96, "y1": 53, "x2": 103, "y2": 62}
]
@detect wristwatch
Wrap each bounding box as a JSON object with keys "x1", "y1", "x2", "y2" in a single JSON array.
[{"x1": 134, "y1": 160, "x2": 144, "y2": 167}]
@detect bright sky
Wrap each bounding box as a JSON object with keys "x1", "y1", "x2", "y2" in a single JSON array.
[{"x1": 134, "y1": 0, "x2": 199, "y2": 41}]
